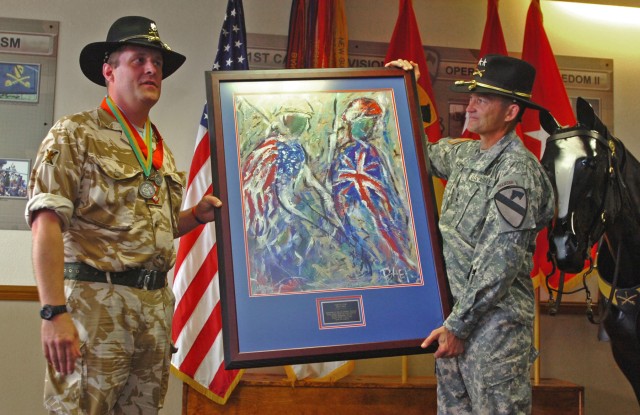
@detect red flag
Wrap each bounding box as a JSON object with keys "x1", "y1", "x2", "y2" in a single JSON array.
[
  {"x1": 461, "y1": 0, "x2": 509, "y2": 139},
  {"x1": 521, "y1": 0, "x2": 591, "y2": 290},
  {"x1": 384, "y1": 0, "x2": 441, "y2": 143},
  {"x1": 479, "y1": 0, "x2": 507, "y2": 58},
  {"x1": 170, "y1": 0, "x2": 247, "y2": 404},
  {"x1": 314, "y1": 0, "x2": 333, "y2": 68},
  {"x1": 286, "y1": 0, "x2": 307, "y2": 69},
  {"x1": 384, "y1": 0, "x2": 444, "y2": 210},
  {"x1": 522, "y1": 0, "x2": 575, "y2": 156}
]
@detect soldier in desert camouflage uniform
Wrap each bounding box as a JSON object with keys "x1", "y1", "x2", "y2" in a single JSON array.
[
  {"x1": 26, "y1": 16, "x2": 222, "y2": 414},
  {"x1": 387, "y1": 55, "x2": 555, "y2": 414}
]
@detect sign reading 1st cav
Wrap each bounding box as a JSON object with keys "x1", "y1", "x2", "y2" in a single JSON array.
[{"x1": 0, "y1": 32, "x2": 55, "y2": 56}]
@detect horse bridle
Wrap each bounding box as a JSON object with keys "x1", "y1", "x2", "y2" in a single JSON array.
[{"x1": 544, "y1": 126, "x2": 625, "y2": 323}]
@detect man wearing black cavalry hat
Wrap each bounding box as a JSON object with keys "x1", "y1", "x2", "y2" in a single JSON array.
[
  {"x1": 26, "y1": 16, "x2": 222, "y2": 414},
  {"x1": 387, "y1": 55, "x2": 555, "y2": 414}
]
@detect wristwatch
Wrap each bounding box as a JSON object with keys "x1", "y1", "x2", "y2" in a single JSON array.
[{"x1": 40, "y1": 304, "x2": 68, "y2": 320}]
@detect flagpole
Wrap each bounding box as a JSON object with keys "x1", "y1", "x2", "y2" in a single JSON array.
[
  {"x1": 401, "y1": 355, "x2": 408, "y2": 383},
  {"x1": 533, "y1": 285, "x2": 540, "y2": 385}
]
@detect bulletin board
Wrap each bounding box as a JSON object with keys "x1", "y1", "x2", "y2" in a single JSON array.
[{"x1": 0, "y1": 17, "x2": 58, "y2": 230}]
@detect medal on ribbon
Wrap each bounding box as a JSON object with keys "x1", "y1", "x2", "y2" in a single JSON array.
[{"x1": 101, "y1": 96, "x2": 165, "y2": 200}]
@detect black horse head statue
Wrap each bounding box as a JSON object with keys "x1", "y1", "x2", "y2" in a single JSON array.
[
  {"x1": 540, "y1": 97, "x2": 640, "y2": 404},
  {"x1": 540, "y1": 98, "x2": 626, "y2": 273}
]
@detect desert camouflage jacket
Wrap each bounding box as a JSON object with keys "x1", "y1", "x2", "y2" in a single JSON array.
[{"x1": 26, "y1": 106, "x2": 186, "y2": 272}]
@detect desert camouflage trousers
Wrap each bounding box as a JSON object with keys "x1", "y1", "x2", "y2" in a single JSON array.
[
  {"x1": 43, "y1": 279, "x2": 175, "y2": 415},
  {"x1": 436, "y1": 308, "x2": 536, "y2": 415}
]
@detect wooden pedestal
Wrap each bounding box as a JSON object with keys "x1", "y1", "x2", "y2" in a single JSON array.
[{"x1": 182, "y1": 373, "x2": 583, "y2": 415}]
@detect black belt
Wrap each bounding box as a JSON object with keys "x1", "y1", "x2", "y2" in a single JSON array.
[{"x1": 63, "y1": 262, "x2": 167, "y2": 291}]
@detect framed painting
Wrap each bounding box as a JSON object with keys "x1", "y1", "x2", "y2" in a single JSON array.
[{"x1": 205, "y1": 67, "x2": 450, "y2": 369}]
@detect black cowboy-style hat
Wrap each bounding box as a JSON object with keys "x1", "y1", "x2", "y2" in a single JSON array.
[
  {"x1": 450, "y1": 54, "x2": 547, "y2": 112},
  {"x1": 79, "y1": 16, "x2": 186, "y2": 86}
]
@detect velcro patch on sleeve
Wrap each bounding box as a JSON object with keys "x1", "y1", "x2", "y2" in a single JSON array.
[
  {"x1": 494, "y1": 185, "x2": 527, "y2": 229},
  {"x1": 42, "y1": 148, "x2": 60, "y2": 166}
]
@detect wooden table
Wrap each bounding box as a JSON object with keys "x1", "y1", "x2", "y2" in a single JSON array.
[{"x1": 182, "y1": 373, "x2": 583, "y2": 415}]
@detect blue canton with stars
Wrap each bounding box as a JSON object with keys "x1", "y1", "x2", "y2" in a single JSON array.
[
  {"x1": 213, "y1": 0, "x2": 249, "y2": 71},
  {"x1": 200, "y1": 0, "x2": 249, "y2": 131}
]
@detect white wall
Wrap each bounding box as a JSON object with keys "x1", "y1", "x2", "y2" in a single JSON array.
[
  {"x1": 3, "y1": 0, "x2": 640, "y2": 284},
  {"x1": 1, "y1": 1, "x2": 639, "y2": 414}
]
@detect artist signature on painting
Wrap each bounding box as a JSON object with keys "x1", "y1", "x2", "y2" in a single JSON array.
[{"x1": 381, "y1": 267, "x2": 411, "y2": 284}]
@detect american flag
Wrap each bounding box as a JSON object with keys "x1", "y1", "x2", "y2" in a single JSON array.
[{"x1": 170, "y1": 0, "x2": 247, "y2": 404}]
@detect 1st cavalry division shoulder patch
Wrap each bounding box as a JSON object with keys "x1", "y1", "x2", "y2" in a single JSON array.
[{"x1": 494, "y1": 186, "x2": 527, "y2": 229}]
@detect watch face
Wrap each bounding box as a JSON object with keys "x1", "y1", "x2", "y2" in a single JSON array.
[
  {"x1": 40, "y1": 306, "x2": 53, "y2": 319},
  {"x1": 40, "y1": 305, "x2": 66, "y2": 320}
]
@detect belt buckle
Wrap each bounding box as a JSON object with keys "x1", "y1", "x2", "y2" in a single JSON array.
[{"x1": 139, "y1": 269, "x2": 154, "y2": 290}]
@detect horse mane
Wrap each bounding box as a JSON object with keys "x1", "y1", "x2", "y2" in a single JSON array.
[{"x1": 613, "y1": 136, "x2": 640, "y2": 226}]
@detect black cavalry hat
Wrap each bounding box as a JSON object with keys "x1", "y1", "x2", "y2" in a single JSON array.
[
  {"x1": 79, "y1": 16, "x2": 186, "y2": 86},
  {"x1": 449, "y1": 54, "x2": 547, "y2": 111}
]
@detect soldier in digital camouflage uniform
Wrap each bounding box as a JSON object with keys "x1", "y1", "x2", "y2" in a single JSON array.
[
  {"x1": 388, "y1": 55, "x2": 555, "y2": 414},
  {"x1": 26, "y1": 16, "x2": 222, "y2": 414}
]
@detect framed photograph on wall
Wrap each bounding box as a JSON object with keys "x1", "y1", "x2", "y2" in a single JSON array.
[
  {"x1": 205, "y1": 67, "x2": 450, "y2": 369},
  {"x1": 0, "y1": 62, "x2": 40, "y2": 103},
  {"x1": 0, "y1": 158, "x2": 30, "y2": 199},
  {"x1": 447, "y1": 101, "x2": 468, "y2": 138}
]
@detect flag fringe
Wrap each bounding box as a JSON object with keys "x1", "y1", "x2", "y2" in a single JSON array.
[
  {"x1": 285, "y1": 360, "x2": 355, "y2": 384},
  {"x1": 170, "y1": 365, "x2": 245, "y2": 405}
]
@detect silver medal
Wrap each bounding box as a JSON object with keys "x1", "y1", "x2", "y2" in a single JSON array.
[
  {"x1": 149, "y1": 169, "x2": 163, "y2": 187},
  {"x1": 139, "y1": 180, "x2": 156, "y2": 199}
]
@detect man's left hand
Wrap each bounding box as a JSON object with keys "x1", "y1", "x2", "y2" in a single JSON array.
[
  {"x1": 385, "y1": 59, "x2": 421, "y2": 81},
  {"x1": 192, "y1": 194, "x2": 222, "y2": 224},
  {"x1": 422, "y1": 326, "x2": 464, "y2": 358}
]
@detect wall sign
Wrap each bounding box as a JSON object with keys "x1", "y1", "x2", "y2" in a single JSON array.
[{"x1": 246, "y1": 33, "x2": 614, "y2": 136}]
